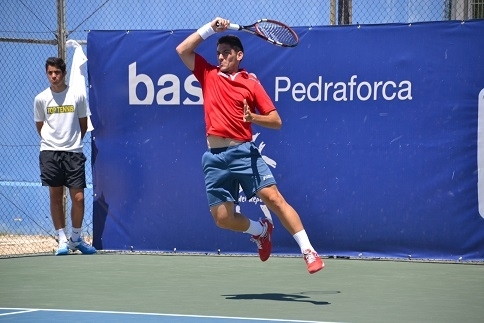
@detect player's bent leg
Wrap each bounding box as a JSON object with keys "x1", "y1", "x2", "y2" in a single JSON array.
[
  {"x1": 210, "y1": 201, "x2": 250, "y2": 232},
  {"x1": 257, "y1": 185, "x2": 324, "y2": 273},
  {"x1": 257, "y1": 185, "x2": 303, "y2": 235}
]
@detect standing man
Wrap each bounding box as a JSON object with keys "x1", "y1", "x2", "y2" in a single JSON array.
[
  {"x1": 176, "y1": 18, "x2": 324, "y2": 273},
  {"x1": 34, "y1": 57, "x2": 96, "y2": 256}
]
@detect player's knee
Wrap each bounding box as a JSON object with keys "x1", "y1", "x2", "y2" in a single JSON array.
[
  {"x1": 211, "y1": 211, "x2": 233, "y2": 229},
  {"x1": 212, "y1": 214, "x2": 233, "y2": 229},
  {"x1": 214, "y1": 218, "x2": 228, "y2": 229},
  {"x1": 260, "y1": 189, "x2": 286, "y2": 210}
]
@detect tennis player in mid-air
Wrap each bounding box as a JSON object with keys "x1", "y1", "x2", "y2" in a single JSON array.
[{"x1": 176, "y1": 17, "x2": 324, "y2": 274}]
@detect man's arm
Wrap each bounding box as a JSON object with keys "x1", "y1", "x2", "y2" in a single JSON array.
[
  {"x1": 245, "y1": 107, "x2": 282, "y2": 130},
  {"x1": 175, "y1": 32, "x2": 203, "y2": 71},
  {"x1": 79, "y1": 117, "x2": 88, "y2": 139},
  {"x1": 175, "y1": 17, "x2": 228, "y2": 71},
  {"x1": 35, "y1": 121, "x2": 43, "y2": 137},
  {"x1": 251, "y1": 110, "x2": 282, "y2": 130}
]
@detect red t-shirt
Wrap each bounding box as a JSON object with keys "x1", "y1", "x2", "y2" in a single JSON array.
[{"x1": 192, "y1": 53, "x2": 276, "y2": 142}]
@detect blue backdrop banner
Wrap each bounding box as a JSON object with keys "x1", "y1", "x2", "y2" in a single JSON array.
[{"x1": 88, "y1": 20, "x2": 484, "y2": 260}]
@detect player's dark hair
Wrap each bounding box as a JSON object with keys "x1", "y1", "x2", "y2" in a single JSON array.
[
  {"x1": 217, "y1": 35, "x2": 244, "y2": 53},
  {"x1": 45, "y1": 57, "x2": 66, "y2": 73}
]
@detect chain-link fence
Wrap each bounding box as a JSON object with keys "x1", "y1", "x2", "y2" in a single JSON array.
[{"x1": 0, "y1": 0, "x2": 482, "y2": 257}]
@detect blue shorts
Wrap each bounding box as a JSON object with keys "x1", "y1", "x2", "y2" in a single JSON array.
[{"x1": 202, "y1": 142, "x2": 277, "y2": 207}]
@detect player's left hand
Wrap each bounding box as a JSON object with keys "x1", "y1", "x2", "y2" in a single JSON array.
[{"x1": 243, "y1": 99, "x2": 253, "y2": 122}]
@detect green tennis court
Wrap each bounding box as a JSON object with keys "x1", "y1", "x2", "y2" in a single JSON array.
[{"x1": 1, "y1": 254, "x2": 483, "y2": 322}]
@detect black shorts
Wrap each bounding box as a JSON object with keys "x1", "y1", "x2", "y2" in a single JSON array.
[{"x1": 39, "y1": 151, "x2": 87, "y2": 188}]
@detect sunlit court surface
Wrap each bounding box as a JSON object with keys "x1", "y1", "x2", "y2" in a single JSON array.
[{"x1": 1, "y1": 254, "x2": 483, "y2": 323}]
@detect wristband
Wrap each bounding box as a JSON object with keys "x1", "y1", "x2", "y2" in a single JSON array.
[{"x1": 197, "y1": 23, "x2": 215, "y2": 40}]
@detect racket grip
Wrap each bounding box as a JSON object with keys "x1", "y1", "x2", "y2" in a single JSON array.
[
  {"x1": 227, "y1": 23, "x2": 241, "y2": 30},
  {"x1": 216, "y1": 21, "x2": 241, "y2": 31}
]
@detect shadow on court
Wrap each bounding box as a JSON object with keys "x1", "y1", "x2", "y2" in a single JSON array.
[{"x1": 223, "y1": 292, "x2": 332, "y2": 305}]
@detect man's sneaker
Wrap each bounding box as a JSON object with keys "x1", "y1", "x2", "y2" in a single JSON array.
[
  {"x1": 68, "y1": 238, "x2": 97, "y2": 255},
  {"x1": 55, "y1": 240, "x2": 69, "y2": 256},
  {"x1": 250, "y1": 218, "x2": 273, "y2": 262},
  {"x1": 303, "y1": 249, "x2": 324, "y2": 274}
]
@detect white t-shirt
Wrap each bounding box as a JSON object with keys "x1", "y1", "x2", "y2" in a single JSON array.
[{"x1": 34, "y1": 86, "x2": 90, "y2": 152}]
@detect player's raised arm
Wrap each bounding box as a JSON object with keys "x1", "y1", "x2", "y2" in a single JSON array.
[{"x1": 175, "y1": 17, "x2": 229, "y2": 71}]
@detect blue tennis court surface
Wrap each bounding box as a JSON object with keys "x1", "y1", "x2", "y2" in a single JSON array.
[{"x1": 0, "y1": 308, "x2": 331, "y2": 323}]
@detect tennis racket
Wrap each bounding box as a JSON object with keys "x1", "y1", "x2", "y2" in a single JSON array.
[{"x1": 218, "y1": 19, "x2": 299, "y2": 48}]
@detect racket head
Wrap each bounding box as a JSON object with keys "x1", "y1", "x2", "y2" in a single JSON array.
[{"x1": 254, "y1": 19, "x2": 299, "y2": 47}]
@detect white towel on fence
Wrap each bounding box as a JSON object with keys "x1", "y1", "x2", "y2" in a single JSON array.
[{"x1": 66, "y1": 39, "x2": 94, "y2": 131}]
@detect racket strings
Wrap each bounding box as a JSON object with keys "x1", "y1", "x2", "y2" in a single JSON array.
[{"x1": 256, "y1": 22, "x2": 298, "y2": 46}]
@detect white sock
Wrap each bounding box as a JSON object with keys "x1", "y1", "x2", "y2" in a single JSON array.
[
  {"x1": 293, "y1": 230, "x2": 314, "y2": 253},
  {"x1": 244, "y1": 219, "x2": 264, "y2": 236},
  {"x1": 57, "y1": 228, "x2": 67, "y2": 243},
  {"x1": 71, "y1": 227, "x2": 81, "y2": 242}
]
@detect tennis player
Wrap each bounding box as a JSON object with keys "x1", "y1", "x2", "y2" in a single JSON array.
[
  {"x1": 34, "y1": 57, "x2": 96, "y2": 256},
  {"x1": 176, "y1": 17, "x2": 323, "y2": 273}
]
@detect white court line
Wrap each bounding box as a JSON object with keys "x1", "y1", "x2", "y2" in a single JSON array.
[
  {"x1": 0, "y1": 309, "x2": 39, "y2": 316},
  {"x1": 0, "y1": 307, "x2": 342, "y2": 323}
]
